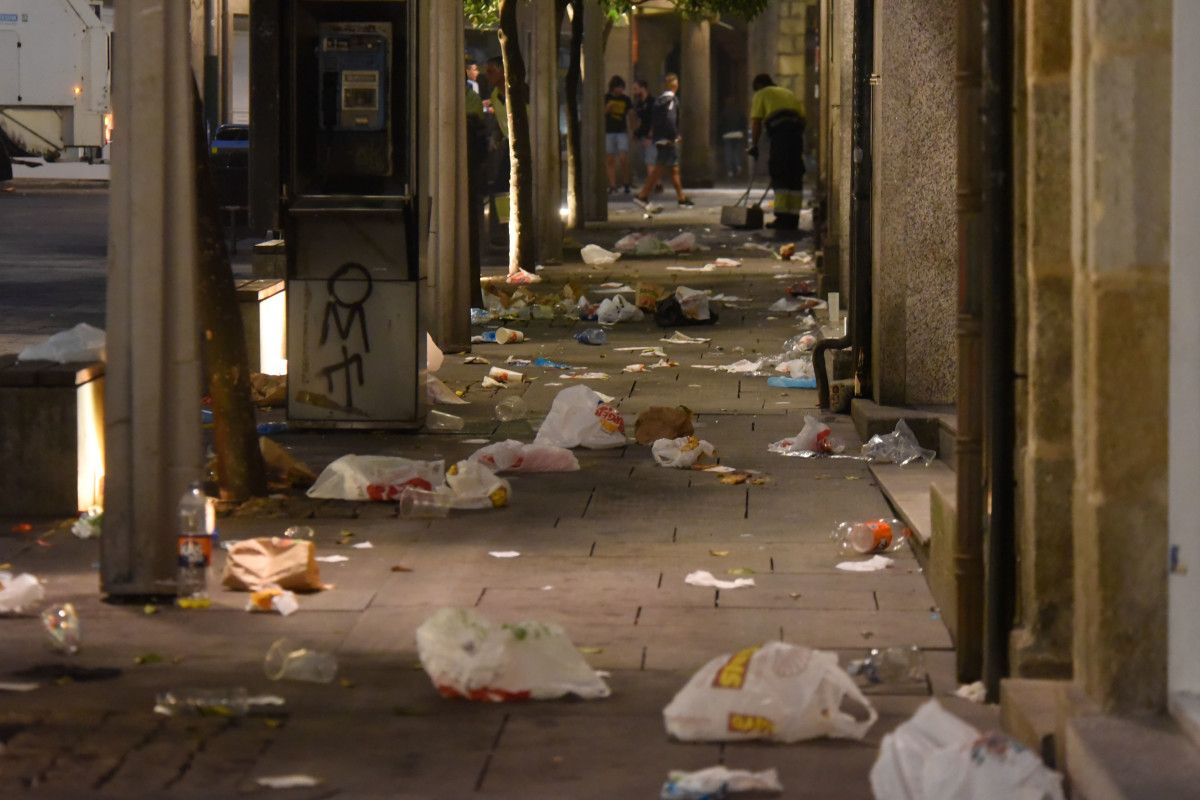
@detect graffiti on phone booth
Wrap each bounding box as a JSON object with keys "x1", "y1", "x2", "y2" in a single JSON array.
[{"x1": 318, "y1": 262, "x2": 372, "y2": 412}]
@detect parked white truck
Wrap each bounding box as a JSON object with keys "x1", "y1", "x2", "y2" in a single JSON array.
[{"x1": 0, "y1": 0, "x2": 112, "y2": 161}]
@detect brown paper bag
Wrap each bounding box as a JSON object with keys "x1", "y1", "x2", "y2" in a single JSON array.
[
  {"x1": 222, "y1": 537, "x2": 324, "y2": 592},
  {"x1": 634, "y1": 406, "x2": 695, "y2": 445}
]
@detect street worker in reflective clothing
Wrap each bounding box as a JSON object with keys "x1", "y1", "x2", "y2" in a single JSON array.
[{"x1": 747, "y1": 73, "x2": 806, "y2": 230}]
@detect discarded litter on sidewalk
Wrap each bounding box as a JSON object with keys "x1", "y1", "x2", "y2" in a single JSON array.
[
  {"x1": 487, "y1": 366, "x2": 524, "y2": 384},
  {"x1": 41, "y1": 603, "x2": 81, "y2": 654},
  {"x1": 581, "y1": 243, "x2": 620, "y2": 265},
  {"x1": 256, "y1": 775, "x2": 322, "y2": 790},
  {"x1": 684, "y1": 570, "x2": 755, "y2": 590},
  {"x1": 955, "y1": 680, "x2": 988, "y2": 703},
  {"x1": 768, "y1": 416, "x2": 846, "y2": 456},
  {"x1": 652, "y1": 436, "x2": 716, "y2": 469},
  {"x1": 660, "y1": 767, "x2": 783, "y2": 799},
  {"x1": 534, "y1": 385, "x2": 626, "y2": 449},
  {"x1": 661, "y1": 331, "x2": 712, "y2": 345},
  {"x1": 246, "y1": 588, "x2": 299, "y2": 616},
  {"x1": 307, "y1": 455, "x2": 443, "y2": 501},
  {"x1": 635, "y1": 406, "x2": 694, "y2": 445},
  {"x1": 663, "y1": 642, "x2": 877, "y2": 743},
  {"x1": 494, "y1": 395, "x2": 529, "y2": 422},
  {"x1": 427, "y1": 374, "x2": 469, "y2": 405},
  {"x1": 862, "y1": 419, "x2": 937, "y2": 466},
  {"x1": 0, "y1": 572, "x2": 45, "y2": 613},
  {"x1": 17, "y1": 322, "x2": 106, "y2": 363},
  {"x1": 846, "y1": 645, "x2": 926, "y2": 688},
  {"x1": 444, "y1": 460, "x2": 511, "y2": 509},
  {"x1": 870, "y1": 700, "x2": 1065, "y2": 800},
  {"x1": 469, "y1": 440, "x2": 579, "y2": 473},
  {"x1": 415, "y1": 607, "x2": 611, "y2": 701},
  {"x1": 836, "y1": 555, "x2": 895, "y2": 572},
  {"x1": 263, "y1": 638, "x2": 338, "y2": 683},
  {"x1": 575, "y1": 328, "x2": 608, "y2": 345},
  {"x1": 223, "y1": 538, "x2": 326, "y2": 592},
  {"x1": 831, "y1": 518, "x2": 912, "y2": 556}
]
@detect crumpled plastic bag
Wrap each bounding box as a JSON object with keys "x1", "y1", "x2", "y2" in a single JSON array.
[
  {"x1": 0, "y1": 572, "x2": 45, "y2": 613},
  {"x1": 635, "y1": 406, "x2": 694, "y2": 445},
  {"x1": 768, "y1": 415, "x2": 846, "y2": 456},
  {"x1": 534, "y1": 385, "x2": 626, "y2": 449},
  {"x1": 581, "y1": 244, "x2": 621, "y2": 265},
  {"x1": 652, "y1": 436, "x2": 716, "y2": 469},
  {"x1": 444, "y1": 460, "x2": 511, "y2": 509},
  {"x1": 596, "y1": 295, "x2": 644, "y2": 324},
  {"x1": 675, "y1": 286, "x2": 711, "y2": 321},
  {"x1": 427, "y1": 374, "x2": 469, "y2": 405},
  {"x1": 306, "y1": 455, "x2": 444, "y2": 501},
  {"x1": 635, "y1": 235, "x2": 675, "y2": 256},
  {"x1": 614, "y1": 232, "x2": 643, "y2": 252},
  {"x1": 775, "y1": 358, "x2": 814, "y2": 380},
  {"x1": 663, "y1": 641, "x2": 877, "y2": 743},
  {"x1": 862, "y1": 419, "x2": 936, "y2": 466},
  {"x1": 871, "y1": 700, "x2": 1065, "y2": 800},
  {"x1": 18, "y1": 323, "x2": 106, "y2": 363},
  {"x1": 661, "y1": 766, "x2": 783, "y2": 799},
  {"x1": 416, "y1": 607, "x2": 611, "y2": 701},
  {"x1": 426, "y1": 333, "x2": 444, "y2": 372},
  {"x1": 469, "y1": 440, "x2": 580, "y2": 473},
  {"x1": 666, "y1": 232, "x2": 697, "y2": 253},
  {"x1": 222, "y1": 538, "x2": 325, "y2": 592}
]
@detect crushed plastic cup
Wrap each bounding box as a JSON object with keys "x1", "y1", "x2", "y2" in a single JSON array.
[
  {"x1": 847, "y1": 645, "x2": 926, "y2": 687},
  {"x1": 495, "y1": 395, "x2": 528, "y2": 422},
  {"x1": 263, "y1": 638, "x2": 338, "y2": 684},
  {"x1": 426, "y1": 410, "x2": 465, "y2": 432},
  {"x1": 283, "y1": 525, "x2": 315, "y2": 540},
  {"x1": 397, "y1": 486, "x2": 454, "y2": 519},
  {"x1": 42, "y1": 603, "x2": 81, "y2": 655}
]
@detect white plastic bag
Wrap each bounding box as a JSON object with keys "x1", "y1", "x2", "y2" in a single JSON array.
[
  {"x1": 306, "y1": 455, "x2": 444, "y2": 501},
  {"x1": 652, "y1": 436, "x2": 715, "y2": 469},
  {"x1": 862, "y1": 419, "x2": 936, "y2": 466},
  {"x1": 635, "y1": 235, "x2": 675, "y2": 256},
  {"x1": 768, "y1": 415, "x2": 846, "y2": 456},
  {"x1": 581, "y1": 244, "x2": 621, "y2": 265},
  {"x1": 597, "y1": 295, "x2": 644, "y2": 325},
  {"x1": 614, "y1": 232, "x2": 643, "y2": 252},
  {"x1": 18, "y1": 323, "x2": 106, "y2": 363},
  {"x1": 662, "y1": 766, "x2": 783, "y2": 798},
  {"x1": 534, "y1": 385, "x2": 627, "y2": 449},
  {"x1": 426, "y1": 332, "x2": 444, "y2": 373},
  {"x1": 871, "y1": 700, "x2": 1065, "y2": 800},
  {"x1": 663, "y1": 641, "x2": 877, "y2": 743},
  {"x1": 776, "y1": 358, "x2": 815, "y2": 380},
  {"x1": 666, "y1": 231, "x2": 697, "y2": 253},
  {"x1": 444, "y1": 460, "x2": 511, "y2": 509},
  {"x1": 0, "y1": 573, "x2": 45, "y2": 613},
  {"x1": 469, "y1": 440, "x2": 580, "y2": 473},
  {"x1": 675, "y1": 286, "x2": 711, "y2": 321},
  {"x1": 416, "y1": 607, "x2": 611, "y2": 701}
]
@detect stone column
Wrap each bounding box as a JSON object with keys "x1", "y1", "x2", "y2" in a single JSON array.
[
  {"x1": 527, "y1": 0, "x2": 563, "y2": 263},
  {"x1": 869, "y1": 0, "x2": 957, "y2": 406},
  {"x1": 821, "y1": 0, "x2": 854, "y2": 297},
  {"x1": 581, "y1": 0, "x2": 607, "y2": 223},
  {"x1": 1008, "y1": 0, "x2": 1074, "y2": 680},
  {"x1": 102, "y1": 0, "x2": 203, "y2": 595},
  {"x1": 419, "y1": 1, "x2": 471, "y2": 352},
  {"x1": 679, "y1": 20, "x2": 714, "y2": 188},
  {"x1": 1070, "y1": 0, "x2": 1171, "y2": 713}
]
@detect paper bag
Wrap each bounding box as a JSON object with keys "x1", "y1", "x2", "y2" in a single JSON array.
[{"x1": 222, "y1": 537, "x2": 324, "y2": 592}]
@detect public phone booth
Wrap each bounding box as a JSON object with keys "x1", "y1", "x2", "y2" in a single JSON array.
[{"x1": 279, "y1": 0, "x2": 423, "y2": 429}]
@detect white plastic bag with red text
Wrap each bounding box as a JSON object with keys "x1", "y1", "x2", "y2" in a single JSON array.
[
  {"x1": 534, "y1": 385, "x2": 627, "y2": 449},
  {"x1": 306, "y1": 455, "x2": 444, "y2": 501}
]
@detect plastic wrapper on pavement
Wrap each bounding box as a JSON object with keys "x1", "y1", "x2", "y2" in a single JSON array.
[
  {"x1": 870, "y1": 700, "x2": 1065, "y2": 800},
  {"x1": 17, "y1": 322, "x2": 106, "y2": 363},
  {"x1": 533, "y1": 385, "x2": 626, "y2": 449},
  {"x1": 663, "y1": 641, "x2": 877, "y2": 743},
  {"x1": 415, "y1": 607, "x2": 611, "y2": 702},
  {"x1": 652, "y1": 436, "x2": 716, "y2": 469},
  {"x1": 661, "y1": 766, "x2": 783, "y2": 799},
  {"x1": 580, "y1": 243, "x2": 621, "y2": 264},
  {"x1": 444, "y1": 460, "x2": 511, "y2": 509},
  {"x1": 767, "y1": 416, "x2": 846, "y2": 456},
  {"x1": 469, "y1": 440, "x2": 579, "y2": 473},
  {"x1": 862, "y1": 419, "x2": 937, "y2": 466},
  {"x1": 0, "y1": 572, "x2": 45, "y2": 614},
  {"x1": 306, "y1": 455, "x2": 444, "y2": 501},
  {"x1": 597, "y1": 295, "x2": 644, "y2": 324},
  {"x1": 222, "y1": 538, "x2": 325, "y2": 592}
]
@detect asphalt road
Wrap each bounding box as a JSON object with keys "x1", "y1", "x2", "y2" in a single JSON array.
[{"x1": 0, "y1": 187, "x2": 109, "y2": 352}]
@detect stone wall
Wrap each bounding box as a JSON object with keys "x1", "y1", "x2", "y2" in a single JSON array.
[{"x1": 869, "y1": 0, "x2": 958, "y2": 406}]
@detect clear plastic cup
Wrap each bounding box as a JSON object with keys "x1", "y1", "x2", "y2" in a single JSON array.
[
  {"x1": 263, "y1": 638, "x2": 338, "y2": 683},
  {"x1": 398, "y1": 486, "x2": 453, "y2": 519},
  {"x1": 495, "y1": 396, "x2": 528, "y2": 422},
  {"x1": 426, "y1": 410, "x2": 465, "y2": 431},
  {"x1": 41, "y1": 603, "x2": 81, "y2": 655},
  {"x1": 283, "y1": 525, "x2": 315, "y2": 539}
]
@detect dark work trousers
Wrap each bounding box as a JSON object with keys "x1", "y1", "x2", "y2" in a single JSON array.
[{"x1": 766, "y1": 111, "x2": 805, "y2": 228}]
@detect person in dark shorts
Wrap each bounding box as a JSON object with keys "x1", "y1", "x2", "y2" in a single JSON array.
[
  {"x1": 631, "y1": 78, "x2": 657, "y2": 187},
  {"x1": 632, "y1": 74, "x2": 693, "y2": 212},
  {"x1": 747, "y1": 73, "x2": 806, "y2": 230},
  {"x1": 604, "y1": 75, "x2": 634, "y2": 194}
]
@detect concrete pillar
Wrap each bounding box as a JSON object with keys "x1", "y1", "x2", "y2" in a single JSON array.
[
  {"x1": 679, "y1": 20, "x2": 714, "y2": 188},
  {"x1": 581, "y1": 0, "x2": 607, "y2": 223},
  {"x1": 1009, "y1": 0, "x2": 1074, "y2": 680},
  {"x1": 102, "y1": 1, "x2": 203, "y2": 596},
  {"x1": 1070, "y1": 0, "x2": 1171, "y2": 713},
  {"x1": 821, "y1": 0, "x2": 853, "y2": 298},
  {"x1": 527, "y1": 0, "x2": 563, "y2": 263},
  {"x1": 869, "y1": 0, "x2": 957, "y2": 406},
  {"x1": 418, "y1": 1, "x2": 472, "y2": 352}
]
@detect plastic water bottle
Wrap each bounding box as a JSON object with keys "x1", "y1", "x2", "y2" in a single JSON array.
[
  {"x1": 847, "y1": 645, "x2": 926, "y2": 687},
  {"x1": 575, "y1": 328, "x2": 607, "y2": 346},
  {"x1": 831, "y1": 518, "x2": 910, "y2": 556},
  {"x1": 177, "y1": 482, "x2": 211, "y2": 606}
]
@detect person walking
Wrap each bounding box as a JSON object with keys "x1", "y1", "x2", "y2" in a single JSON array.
[
  {"x1": 604, "y1": 76, "x2": 634, "y2": 194},
  {"x1": 633, "y1": 74, "x2": 693, "y2": 213},
  {"x1": 630, "y1": 79, "x2": 659, "y2": 190},
  {"x1": 747, "y1": 73, "x2": 805, "y2": 230}
]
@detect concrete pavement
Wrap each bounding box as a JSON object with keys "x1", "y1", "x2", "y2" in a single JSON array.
[{"x1": 0, "y1": 190, "x2": 995, "y2": 798}]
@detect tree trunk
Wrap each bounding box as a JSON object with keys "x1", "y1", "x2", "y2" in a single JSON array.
[
  {"x1": 190, "y1": 82, "x2": 267, "y2": 500},
  {"x1": 498, "y1": 0, "x2": 534, "y2": 274},
  {"x1": 564, "y1": 0, "x2": 584, "y2": 229}
]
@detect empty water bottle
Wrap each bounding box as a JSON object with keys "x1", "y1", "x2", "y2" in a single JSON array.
[
  {"x1": 575, "y1": 328, "x2": 607, "y2": 346},
  {"x1": 847, "y1": 645, "x2": 926, "y2": 687},
  {"x1": 830, "y1": 518, "x2": 910, "y2": 556},
  {"x1": 177, "y1": 481, "x2": 212, "y2": 607}
]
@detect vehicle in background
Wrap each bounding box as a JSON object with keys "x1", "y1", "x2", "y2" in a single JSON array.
[{"x1": 0, "y1": 1, "x2": 113, "y2": 163}]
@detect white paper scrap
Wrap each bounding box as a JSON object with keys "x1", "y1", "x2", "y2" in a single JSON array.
[
  {"x1": 835, "y1": 555, "x2": 895, "y2": 572},
  {"x1": 352, "y1": 542, "x2": 374, "y2": 550},
  {"x1": 257, "y1": 775, "x2": 321, "y2": 789},
  {"x1": 661, "y1": 331, "x2": 712, "y2": 345},
  {"x1": 488, "y1": 551, "x2": 521, "y2": 559},
  {"x1": 315, "y1": 555, "x2": 350, "y2": 564},
  {"x1": 684, "y1": 570, "x2": 755, "y2": 590}
]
